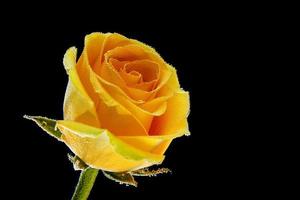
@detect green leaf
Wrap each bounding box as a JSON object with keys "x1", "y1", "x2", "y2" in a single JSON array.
[
  {"x1": 23, "y1": 115, "x2": 62, "y2": 140},
  {"x1": 131, "y1": 167, "x2": 172, "y2": 177},
  {"x1": 102, "y1": 171, "x2": 137, "y2": 187}
]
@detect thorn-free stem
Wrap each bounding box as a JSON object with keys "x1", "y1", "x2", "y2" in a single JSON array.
[{"x1": 71, "y1": 167, "x2": 99, "y2": 200}]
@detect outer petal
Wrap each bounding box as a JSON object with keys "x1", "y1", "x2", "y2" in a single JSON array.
[
  {"x1": 83, "y1": 33, "x2": 107, "y2": 68},
  {"x1": 118, "y1": 88, "x2": 189, "y2": 155},
  {"x1": 155, "y1": 65, "x2": 180, "y2": 97},
  {"x1": 56, "y1": 120, "x2": 164, "y2": 172},
  {"x1": 149, "y1": 90, "x2": 190, "y2": 136},
  {"x1": 118, "y1": 92, "x2": 189, "y2": 156},
  {"x1": 118, "y1": 136, "x2": 174, "y2": 155},
  {"x1": 63, "y1": 47, "x2": 100, "y2": 127}
]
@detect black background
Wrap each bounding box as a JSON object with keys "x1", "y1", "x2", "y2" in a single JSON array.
[{"x1": 0, "y1": 5, "x2": 246, "y2": 199}]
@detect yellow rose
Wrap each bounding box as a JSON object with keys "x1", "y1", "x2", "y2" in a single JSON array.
[{"x1": 56, "y1": 32, "x2": 190, "y2": 172}]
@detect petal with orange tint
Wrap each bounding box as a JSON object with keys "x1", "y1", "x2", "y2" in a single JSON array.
[
  {"x1": 123, "y1": 60, "x2": 159, "y2": 83},
  {"x1": 122, "y1": 60, "x2": 160, "y2": 100},
  {"x1": 97, "y1": 61, "x2": 171, "y2": 102},
  {"x1": 98, "y1": 44, "x2": 172, "y2": 102},
  {"x1": 57, "y1": 120, "x2": 164, "y2": 172},
  {"x1": 97, "y1": 45, "x2": 152, "y2": 99},
  {"x1": 137, "y1": 65, "x2": 181, "y2": 115},
  {"x1": 151, "y1": 139, "x2": 173, "y2": 154},
  {"x1": 149, "y1": 90, "x2": 190, "y2": 136},
  {"x1": 98, "y1": 61, "x2": 126, "y2": 92},
  {"x1": 83, "y1": 33, "x2": 108, "y2": 68},
  {"x1": 128, "y1": 65, "x2": 172, "y2": 101},
  {"x1": 130, "y1": 38, "x2": 170, "y2": 70},
  {"x1": 139, "y1": 96, "x2": 169, "y2": 115},
  {"x1": 104, "y1": 44, "x2": 149, "y2": 62},
  {"x1": 109, "y1": 58, "x2": 130, "y2": 71},
  {"x1": 94, "y1": 79, "x2": 155, "y2": 131},
  {"x1": 94, "y1": 69, "x2": 178, "y2": 132},
  {"x1": 102, "y1": 33, "x2": 132, "y2": 54},
  {"x1": 156, "y1": 65, "x2": 180, "y2": 97},
  {"x1": 93, "y1": 33, "x2": 132, "y2": 74},
  {"x1": 131, "y1": 80, "x2": 156, "y2": 91},
  {"x1": 119, "y1": 136, "x2": 176, "y2": 155},
  {"x1": 88, "y1": 61, "x2": 149, "y2": 136},
  {"x1": 95, "y1": 67, "x2": 172, "y2": 117},
  {"x1": 119, "y1": 69, "x2": 142, "y2": 85},
  {"x1": 75, "y1": 34, "x2": 151, "y2": 136},
  {"x1": 126, "y1": 86, "x2": 156, "y2": 102}
]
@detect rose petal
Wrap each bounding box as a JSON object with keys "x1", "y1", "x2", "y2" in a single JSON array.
[
  {"x1": 102, "y1": 33, "x2": 132, "y2": 54},
  {"x1": 119, "y1": 67, "x2": 142, "y2": 86},
  {"x1": 63, "y1": 33, "x2": 149, "y2": 136},
  {"x1": 90, "y1": 73, "x2": 150, "y2": 135},
  {"x1": 70, "y1": 33, "x2": 184, "y2": 136},
  {"x1": 96, "y1": 60, "x2": 172, "y2": 105},
  {"x1": 151, "y1": 139, "x2": 173, "y2": 154},
  {"x1": 155, "y1": 65, "x2": 180, "y2": 97},
  {"x1": 131, "y1": 80, "x2": 156, "y2": 91},
  {"x1": 123, "y1": 65, "x2": 172, "y2": 102},
  {"x1": 118, "y1": 59, "x2": 161, "y2": 90},
  {"x1": 149, "y1": 90, "x2": 190, "y2": 136},
  {"x1": 137, "y1": 66, "x2": 180, "y2": 114},
  {"x1": 139, "y1": 96, "x2": 168, "y2": 115},
  {"x1": 118, "y1": 87, "x2": 189, "y2": 154},
  {"x1": 82, "y1": 37, "x2": 149, "y2": 136},
  {"x1": 108, "y1": 58, "x2": 130, "y2": 71},
  {"x1": 83, "y1": 33, "x2": 107, "y2": 68},
  {"x1": 92, "y1": 43, "x2": 173, "y2": 119},
  {"x1": 90, "y1": 33, "x2": 131, "y2": 74},
  {"x1": 123, "y1": 60, "x2": 159, "y2": 83},
  {"x1": 118, "y1": 136, "x2": 174, "y2": 155},
  {"x1": 101, "y1": 44, "x2": 172, "y2": 101},
  {"x1": 93, "y1": 65, "x2": 176, "y2": 119},
  {"x1": 98, "y1": 45, "x2": 151, "y2": 99},
  {"x1": 57, "y1": 120, "x2": 164, "y2": 172},
  {"x1": 63, "y1": 47, "x2": 100, "y2": 127},
  {"x1": 104, "y1": 44, "x2": 148, "y2": 62}
]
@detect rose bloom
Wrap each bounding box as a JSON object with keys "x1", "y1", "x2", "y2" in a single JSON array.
[{"x1": 56, "y1": 33, "x2": 190, "y2": 172}]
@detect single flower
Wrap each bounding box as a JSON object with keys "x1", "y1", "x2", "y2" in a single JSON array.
[
  {"x1": 59, "y1": 33, "x2": 190, "y2": 172},
  {"x1": 26, "y1": 32, "x2": 190, "y2": 196}
]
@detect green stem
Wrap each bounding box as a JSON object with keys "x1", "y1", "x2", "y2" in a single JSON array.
[{"x1": 71, "y1": 167, "x2": 99, "y2": 200}]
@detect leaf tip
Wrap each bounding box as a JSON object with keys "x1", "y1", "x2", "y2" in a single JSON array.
[
  {"x1": 23, "y1": 114, "x2": 33, "y2": 120},
  {"x1": 23, "y1": 115, "x2": 62, "y2": 140},
  {"x1": 132, "y1": 180, "x2": 138, "y2": 187},
  {"x1": 131, "y1": 167, "x2": 172, "y2": 177},
  {"x1": 102, "y1": 171, "x2": 138, "y2": 187}
]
